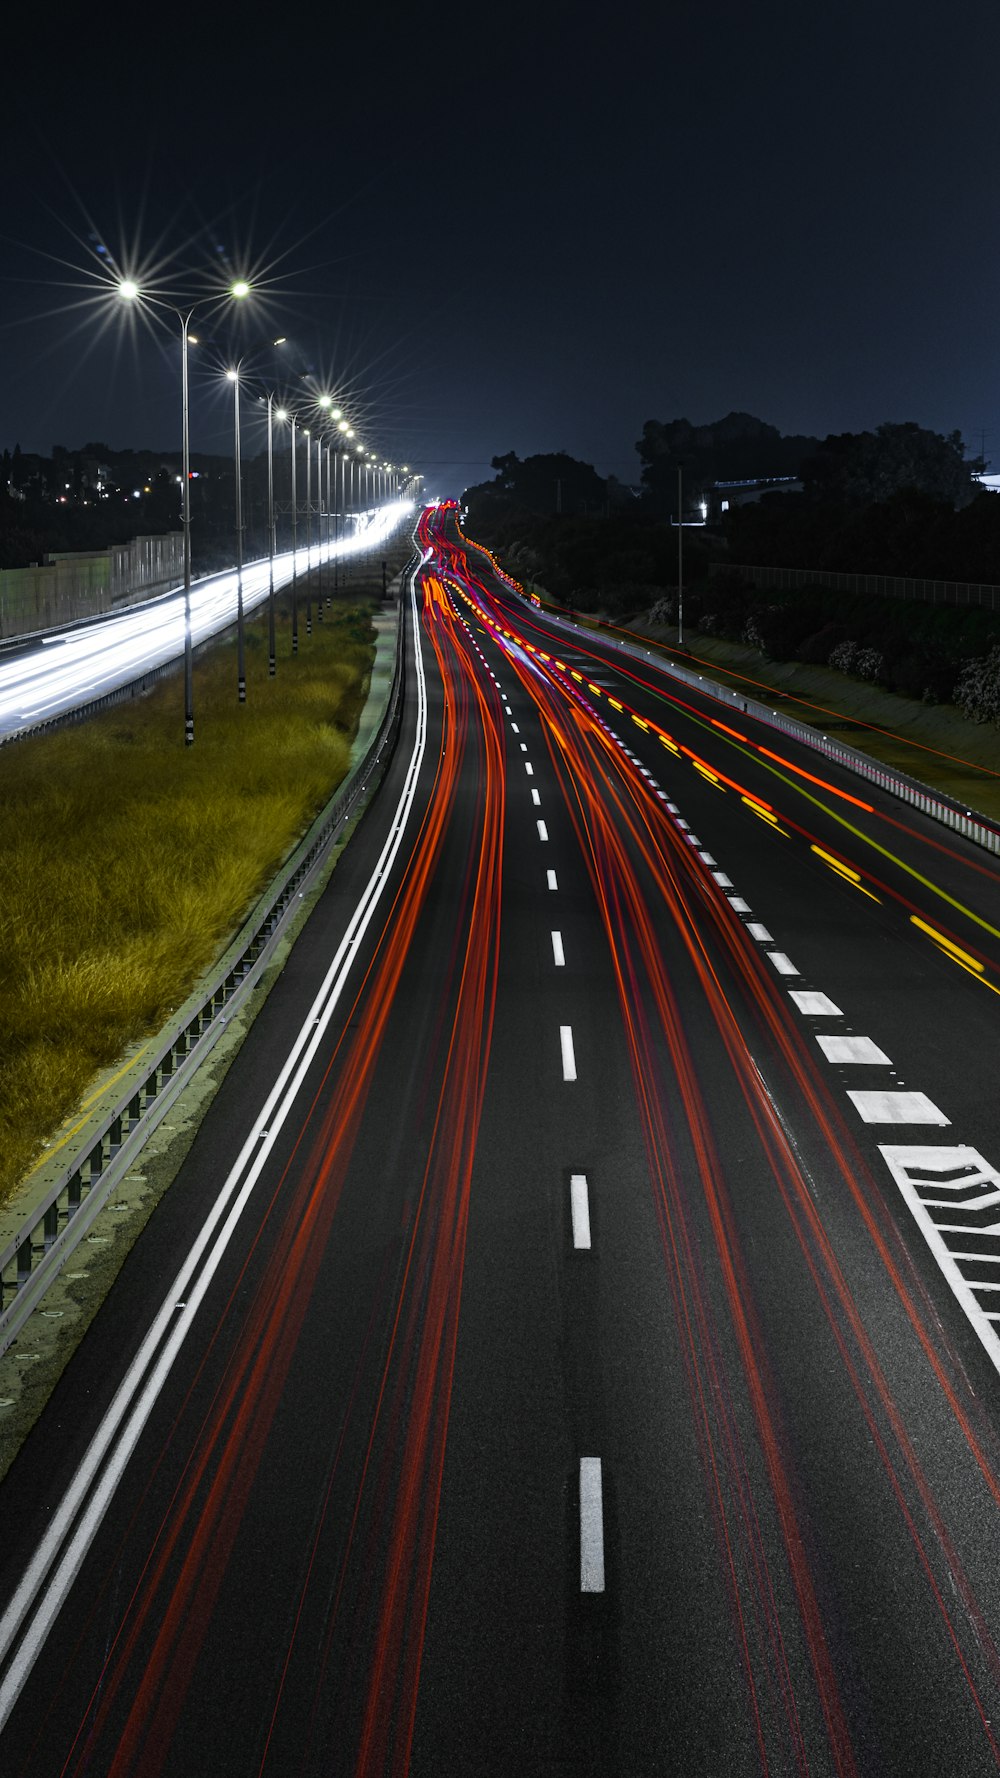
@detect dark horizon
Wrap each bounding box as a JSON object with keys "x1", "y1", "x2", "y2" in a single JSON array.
[{"x1": 3, "y1": 2, "x2": 998, "y2": 497}]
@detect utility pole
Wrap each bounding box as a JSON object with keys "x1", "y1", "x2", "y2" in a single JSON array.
[{"x1": 677, "y1": 466, "x2": 684, "y2": 648}]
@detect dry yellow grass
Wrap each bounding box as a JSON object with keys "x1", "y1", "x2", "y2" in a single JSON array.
[{"x1": 0, "y1": 600, "x2": 376, "y2": 1203}]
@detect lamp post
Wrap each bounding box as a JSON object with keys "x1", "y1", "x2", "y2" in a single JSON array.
[
  {"x1": 116, "y1": 275, "x2": 251, "y2": 744},
  {"x1": 266, "y1": 394, "x2": 277, "y2": 676},
  {"x1": 336, "y1": 450, "x2": 345, "y2": 594},
  {"x1": 224, "y1": 367, "x2": 247, "y2": 702},
  {"x1": 677, "y1": 466, "x2": 684, "y2": 648},
  {"x1": 323, "y1": 442, "x2": 332, "y2": 613},
  {"x1": 224, "y1": 338, "x2": 285, "y2": 701},
  {"x1": 289, "y1": 413, "x2": 299, "y2": 655},
  {"x1": 304, "y1": 428, "x2": 313, "y2": 638},
  {"x1": 314, "y1": 434, "x2": 326, "y2": 621}
]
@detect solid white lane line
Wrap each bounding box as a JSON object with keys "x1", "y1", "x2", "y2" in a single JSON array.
[
  {"x1": 789, "y1": 990, "x2": 843, "y2": 1016},
  {"x1": 816, "y1": 1035, "x2": 892, "y2": 1064},
  {"x1": 848, "y1": 1091, "x2": 950, "y2": 1125},
  {"x1": 531, "y1": 789, "x2": 541, "y2": 805},
  {"x1": 0, "y1": 567, "x2": 432, "y2": 1727},
  {"x1": 570, "y1": 1174, "x2": 592, "y2": 1249},
  {"x1": 537, "y1": 821, "x2": 549, "y2": 841},
  {"x1": 579, "y1": 1458, "x2": 606, "y2": 1593},
  {"x1": 547, "y1": 870, "x2": 558, "y2": 890},
  {"x1": 560, "y1": 1027, "x2": 577, "y2": 1081},
  {"x1": 767, "y1": 952, "x2": 799, "y2": 975},
  {"x1": 552, "y1": 932, "x2": 565, "y2": 967}
]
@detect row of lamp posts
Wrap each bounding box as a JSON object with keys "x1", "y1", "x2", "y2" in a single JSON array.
[{"x1": 116, "y1": 275, "x2": 411, "y2": 745}]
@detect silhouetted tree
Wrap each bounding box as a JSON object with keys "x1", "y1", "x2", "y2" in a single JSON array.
[{"x1": 801, "y1": 422, "x2": 978, "y2": 508}]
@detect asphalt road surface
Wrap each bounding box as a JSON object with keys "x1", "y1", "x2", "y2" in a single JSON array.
[{"x1": 1, "y1": 505, "x2": 999, "y2": 1775}]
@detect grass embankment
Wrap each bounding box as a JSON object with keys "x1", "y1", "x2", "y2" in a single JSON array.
[
  {"x1": 541, "y1": 597, "x2": 1000, "y2": 826},
  {"x1": 0, "y1": 585, "x2": 381, "y2": 1208}
]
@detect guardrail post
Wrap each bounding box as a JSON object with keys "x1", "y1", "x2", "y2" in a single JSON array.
[
  {"x1": 16, "y1": 1241, "x2": 33, "y2": 1292},
  {"x1": 43, "y1": 1204, "x2": 59, "y2": 1249}
]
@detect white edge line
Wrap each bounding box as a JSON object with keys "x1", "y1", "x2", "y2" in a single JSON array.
[{"x1": 0, "y1": 568, "x2": 431, "y2": 1723}]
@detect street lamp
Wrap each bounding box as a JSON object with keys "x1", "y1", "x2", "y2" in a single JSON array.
[
  {"x1": 224, "y1": 368, "x2": 247, "y2": 702},
  {"x1": 275, "y1": 406, "x2": 313, "y2": 655},
  {"x1": 265, "y1": 393, "x2": 278, "y2": 675},
  {"x1": 303, "y1": 428, "x2": 313, "y2": 638},
  {"x1": 225, "y1": 337, "x2": 284, "y2": 702},
  {"x1": 315, "y1": 431, "x2": 323, "y2": 621},
  {"x1": 116, "y1": 275, "x2": 251, "y2": 744}
]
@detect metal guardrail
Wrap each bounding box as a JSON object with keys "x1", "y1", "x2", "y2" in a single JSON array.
[
  {"x1": 535, "y1": 605, "x2": 1000, "y2": 859},
  {"x1": 0, "y1": 557, "x2": 416, "y2": 1356}
]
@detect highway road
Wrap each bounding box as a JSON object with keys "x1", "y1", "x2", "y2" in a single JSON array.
[
  {"x1": 0, "y1": 501, "x2": 411, "y2": 741},
  {"x1": 0, "y1": 504, "x2": 999, "y2": 1774}
]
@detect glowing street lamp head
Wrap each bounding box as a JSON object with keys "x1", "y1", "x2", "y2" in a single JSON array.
[
  {"x1": 337, "y1": 419, "x2": 348, "y2": 432},
  {"x1": 318, "y1": 396, "x2": 332, "y2": 410},
  {"x1": 117, "y1": 278, "x2": 140, "y2": 301},
  {"x1": 225, "y1": 368, "x2": 238, "y2": 383},
  {"x1": 331, "y1": 407, "x2": 343, "y2": 421},
  {"x1": 230, "y1": 280, "x2": 251, "y2": 300},
  {"x1": 276, "y1": 407, "x2": 288, "y2": 422}
]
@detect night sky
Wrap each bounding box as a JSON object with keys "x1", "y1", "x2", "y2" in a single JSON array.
[{"x1": 3, "y1": 1, "x2": 999, "y2": 498}]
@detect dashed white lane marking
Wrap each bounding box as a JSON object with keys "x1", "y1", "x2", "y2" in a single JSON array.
[
  {"x1": 712, "y1": 871, "x2": 734, "y2": 888},
  {"x1": 728, "y1": 896, "x2": 751, "y2": 913},
  {"x1": 768, "y1": 952, "x2": 800, "y2": 976},
  {"x1": 525, "y1": 762, "x2": 534, "y2": 776},
  {"x1": 532, "y1": 788, "x2": 541, "y2": 805},
  {"x1": 847, "y1": 1090, "x2": 950, "y2": 1125},
  {"x1": 511, "y1": 722, "x2": 519, "y2": 733},
  {"x1": 570, "y1": 1174, "x2": 592, "y2": 1249},
  {"x1": 520, "y1": 742, "x2": 528, "y2": 752},
  {"x1": 547, "y1": 869, "x2": 558, "y2": 891},
  {"x1": 699, "y1": 851, "x2": 716, "y2": 865},
  {"x1": 560, "y1": 1026, "x2": 578, "y2": 1081},
  {"x1": 789, "y1": 990, "x2": 843, "y2": 1016},
  {"x1": 816, "y1": 1035, "x2": 892, "y2": 1065},
  {"x1": 747, "y1": 923, "x2": 774, "y2": 943},
  {"x1": 579, "y1": 1459, "x2": 606, "y2": 1593},
  {"x1": 552, "y1": 932, "x2": 566, "y2": 967},
  {"x1": 537, "y1": 820, "x2": 549, "y2": 841}
]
